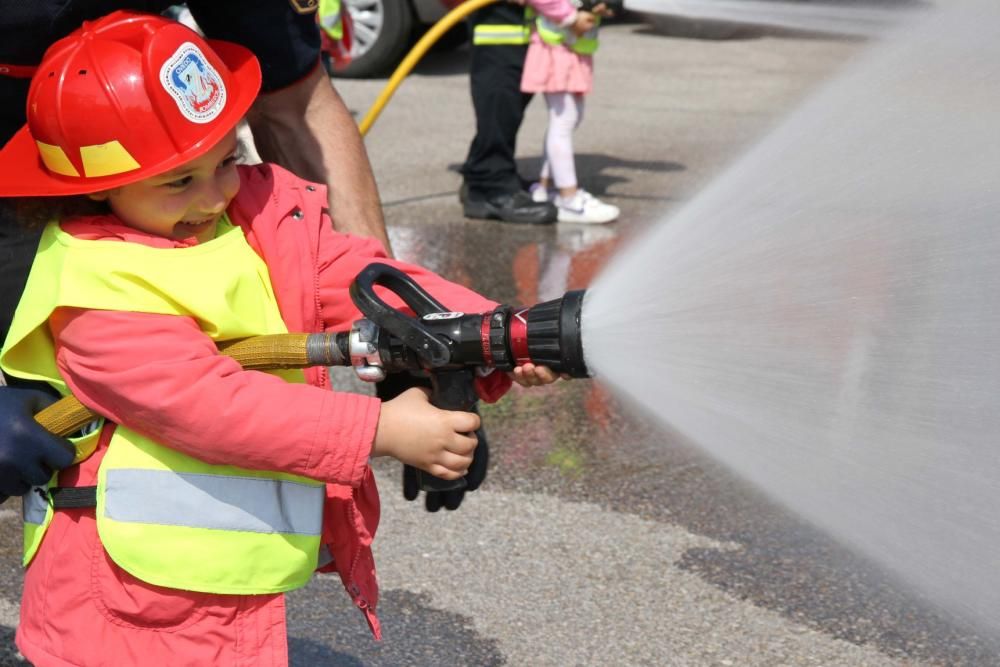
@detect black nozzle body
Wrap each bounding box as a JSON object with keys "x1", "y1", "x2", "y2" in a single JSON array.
[
  {"x1": 343, "y1": 262, "x2": 590, "y2": 378},
  {"x1": 515, "y1": 290, "x2": 589, "y2": 378},
  {"x1": 370, "y1": 290, "x2": 590, "y2": 378}
]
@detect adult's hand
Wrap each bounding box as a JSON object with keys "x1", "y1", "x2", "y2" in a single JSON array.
[
  {"x1": 247, "y1": 65, "x2": 393, "y2": 255},
  {"x1": 0, "y1": 388, "x2": 75, "y2": 501}
]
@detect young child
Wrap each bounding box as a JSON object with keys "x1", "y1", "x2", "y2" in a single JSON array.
[
  {"x1": 0, "y1": 12, "x2": 558, "y2": 667},
  {"x1": 523, "y1": 0, "x2": 620, "y2": 225}
]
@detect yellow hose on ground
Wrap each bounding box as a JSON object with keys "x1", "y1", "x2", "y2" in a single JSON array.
[
  {"x1": 34, "y1": 334, "x2": 317, "y2": 438},
  {"x1": 358, "y1": 0, "x2": 499, "y2": 136}
]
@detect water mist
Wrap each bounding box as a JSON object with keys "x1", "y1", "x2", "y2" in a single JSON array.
[{"x1": 582, "y1": 0, "x2": 1000, "y2": 638}]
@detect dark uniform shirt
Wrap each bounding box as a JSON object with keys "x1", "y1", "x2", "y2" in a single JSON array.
[
  {"x1": 0, "y1": 0, "x2": 322, "y2": 146},
  {"x1": 0, "y1": 0, "x2": 322, "y2": 355}
]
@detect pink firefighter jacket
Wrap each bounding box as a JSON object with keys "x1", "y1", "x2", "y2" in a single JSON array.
[{"x1": 16, "y1": 164, "x2": 510, "y2": 667}]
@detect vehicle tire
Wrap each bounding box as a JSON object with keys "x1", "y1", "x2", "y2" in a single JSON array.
[{"x1": 335, "y1": 0, "x2": 415, "y2": 78}]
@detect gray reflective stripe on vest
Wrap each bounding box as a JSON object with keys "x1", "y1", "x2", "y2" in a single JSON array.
[
  {"x1": 23, "y1": 488, "x2": 47, "y2": 525},
  {"x1": 105, "y1": 469, "x2": 323, "y2": 536}
]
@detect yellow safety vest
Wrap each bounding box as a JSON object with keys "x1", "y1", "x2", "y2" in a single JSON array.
[
  {"x1": 319, "y1": 0, "x2": 343, "y2": 40},
  {"x1": 1, "y1": 218, "x2": 324, "y2": 594},
  {"x1": 535, "y1": 8, "x2": 600, "y2": 55}
]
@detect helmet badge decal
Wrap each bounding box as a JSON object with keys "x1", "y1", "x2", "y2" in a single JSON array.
[{"x1": 160, "y1": 42, "x2": 227, "y2": 124}]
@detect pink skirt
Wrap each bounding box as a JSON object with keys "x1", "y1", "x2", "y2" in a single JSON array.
[{"x1": 521, "y1": 34, "x2": 593, "y2": 94}]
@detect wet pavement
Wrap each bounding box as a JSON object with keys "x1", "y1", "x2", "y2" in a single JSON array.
[{"x1": 1, "y1": 16, "x2": 997, "y2": 667}]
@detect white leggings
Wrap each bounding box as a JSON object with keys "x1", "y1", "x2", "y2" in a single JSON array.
[{"x1": 540, "y1": 92, "x2": 586, "y2": 190}]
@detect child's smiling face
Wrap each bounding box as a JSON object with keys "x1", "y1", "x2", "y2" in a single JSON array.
[{"x1": 89, "y1": 130, "x2": 241, "y2": 243}]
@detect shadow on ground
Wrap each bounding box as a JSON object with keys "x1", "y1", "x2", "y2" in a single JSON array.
[
  {"x1": 0, "y1": 626, "x2": 25, "y2": 667},
  {"x1": 447, "y1": 152, "x2": 684, "y2": 201},
  {"x1": 288, "y1": 588, "x2": 504, "y2": 667}
]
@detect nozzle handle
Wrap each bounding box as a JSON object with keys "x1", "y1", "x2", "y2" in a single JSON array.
[
  {"x1": 349, "y1": 263, "x2": 452, "y2": 367},
  {"x1": 416, "y1": 368, "x2": 481, "y2": 492}
]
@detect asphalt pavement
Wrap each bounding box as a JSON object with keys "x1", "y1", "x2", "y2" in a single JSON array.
[{"x1": 1, "y1": 15, "x2": 996, "y2": 667}]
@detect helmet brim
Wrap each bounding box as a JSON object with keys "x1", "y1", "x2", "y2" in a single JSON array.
[{"x1": 0, "y1": 39, "x2": 262, "y2": 197}]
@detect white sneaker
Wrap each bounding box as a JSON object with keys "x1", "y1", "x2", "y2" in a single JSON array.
[
  {"x1": 529, "y1": 182, "x2": 552, "y2": 203},
  {"x1": 555, "y1": 190, "x2": 619, "y2": 224}
]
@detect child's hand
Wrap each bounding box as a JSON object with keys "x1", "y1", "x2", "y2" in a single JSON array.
[
  {"x1": 510, "y1": 363, "x2": 566, "y2": 387},
  {"x1": 573, "y1": 11, "x2": 598, "y2": 36},
  {"x1": 591, "y1": 2, "x2": 615, "y2": 18},
  {"x1": 372, "y1": 387, "x2": 481, "y2": 480}
]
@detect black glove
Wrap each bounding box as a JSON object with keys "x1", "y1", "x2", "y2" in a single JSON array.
[
  {"x1": 0, "y1": 387, "x2": 76, "y2": 501},
  {"x1": 376, "y1": 373, "x2": 488, "y2": 512},
  {"x1": 402, "y1": 415, "x2": 488, "y2": 512}
]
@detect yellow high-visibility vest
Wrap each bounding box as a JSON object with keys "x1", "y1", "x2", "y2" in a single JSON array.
[
  {"x1": 1, "y1": 218, "x2": 323, "y2": 594},
  {"x1": 319, "y1": 0, "x2": 343, "y2": 40},
  {"x1": 535, "y1": 10, "x2": 600, "y2": 55}
]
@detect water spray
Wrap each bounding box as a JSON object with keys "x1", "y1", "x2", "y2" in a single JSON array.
[{"x1": 582, "y1": 0, "x2": 1000, "y2": 641}]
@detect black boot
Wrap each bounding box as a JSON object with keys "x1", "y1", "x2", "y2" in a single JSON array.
[{"x1": 463, "y1": 190, "x2": 557, "y2": 225}]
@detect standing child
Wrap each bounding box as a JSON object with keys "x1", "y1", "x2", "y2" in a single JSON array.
[
  {"x1": 0, "y1": 12, "x2": 559, "y2": 667},
  {"x1": 523, "y1": 0, "x2": 620, "y2": 224}
]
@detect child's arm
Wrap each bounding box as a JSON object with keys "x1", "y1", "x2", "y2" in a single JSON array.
[
  {"x1": 314, "y1": 233, "x2": 502, "y2": 330},
  {"x1": 52, "y1": 307, "x2": 483, "y2": 483},
  {"x1": 311, "y1": 231, "x2": 518, "y2": 398},
  {"x1": 312, "y1": 231, "x2": 569, "y2": 397},
  {"x1": 50, "y1": 307, "x2": 377, "y2": 486}
]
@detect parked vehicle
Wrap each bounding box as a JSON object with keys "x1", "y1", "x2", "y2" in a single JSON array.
[{"x1": 332, "y1": 0, "x2": 467, "y2": 78}]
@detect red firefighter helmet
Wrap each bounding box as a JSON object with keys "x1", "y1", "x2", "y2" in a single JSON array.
[{"x1": 0, "y1": 10, "x2": 261, "y2": 196}]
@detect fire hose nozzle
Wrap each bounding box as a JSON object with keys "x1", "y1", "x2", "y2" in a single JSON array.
[
  {"x1": 500, "y1": 290, "x2": 589, "y2": 378},
  {"x1": 344, "y1": 263, "x2": 590, "y2": 379}
]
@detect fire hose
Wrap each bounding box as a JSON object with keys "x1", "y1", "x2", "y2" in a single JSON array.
[{"x1": 34, "y1": 263, "x2": 589, "y2": 493}]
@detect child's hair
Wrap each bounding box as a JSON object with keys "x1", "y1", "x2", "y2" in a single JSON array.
[{"x1": 7, "y1": 196, "x2": 110, "y2": 230}]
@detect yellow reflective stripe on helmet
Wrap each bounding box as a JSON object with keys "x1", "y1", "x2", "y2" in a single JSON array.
[
  {"x1": 35, "y1": 141, "x2": 80, "y2": 177},
  {"x1": 473, "y1": 24, "x2": 531, "y2": 45},
  {"x1": 80, "y1": 140, "x2": 141, "y2": 177}
]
